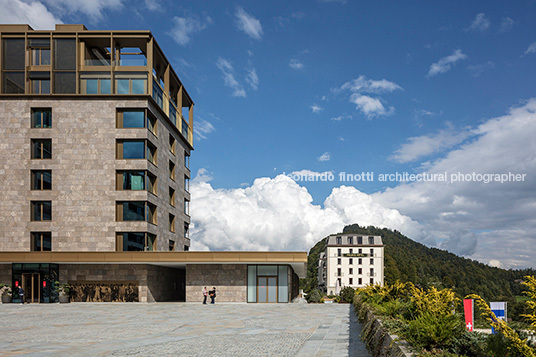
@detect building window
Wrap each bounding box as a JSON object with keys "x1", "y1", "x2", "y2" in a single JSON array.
[
  {"x1": 358, "y1": 258, "x2": 362, "y2": 265},
  {"x1": 117, "y1": 140, "x2": 145, "y2": 159},
  {"x1": 116, "y1": 201, "x2": 156, "y2": 224},
  {"x1": 169, "y1": 239, "x2": 175, "y2": 251},
  {"x1": 369, "y1": 236, "x2": 374, "y2": 244},
  {"x1": 148, "y1": 173, "x2": 157, "y2": 195},
  {"x1": 349, "y1": 258, "x2": 353, "y2": 265},
  {"x1": 182, "y1": 119, "x2": 189, "y2": 140},
  {"x1": 31, "y1": 139, "x2": 52, "y2": 159},
  {"x1": 115, "y1": 73, "x2": 147, "y2": 94},
  {"x1": 117, "y1": 232, "x2": 156, "y2": 251},
  {"x1": 349, "y1": 278, "x2": 353, "y2": 285},
  {"x1": 358, "y1": 248, "x2": 362, "y2": 254},
  {"x1": 169, "y1": 134, "x2": 176, "y2": 154},
  {"x1": 370, "y1": 258, "x2": 374, "y2": 265},
  {"x1": 348, "y1": 236, "x2": 353, "y2": 244},
  {"x1": 184, "y1": 175, "x2": 189, "y2": 192},
  {"x1": 349, "y1": 248, "x2": 353, "y2": 254},
  {"x1": 169, "y1": 161, "x2": 175, "y2": 180},
  {"x1": 31, "y1": 170, "x2": 51, "y2": 190},
  {"x1": 117, "y1": 109, "x2": 145, "y2": 128},
  {"x1": 184, "y1": 151, "x2": 189, "y2": 169},
  {"x1": 30, "y1": 39, "x2": 51, "y2": 65},
  {"x1": 336, "y1": 236, "x2": 342, "y2": 244},
  {"x1": 147, "y1": 142, "x2": 157, "y2": 165},
  {"x1": 31, "y1": 232, "x2": 51, "y2": 251},
  {"x1": 358, "y1": 268, "x2": 362, "y2": 275},
  {"x1": 184, "y1": 222, "x2": 189, "y2": 238},
  {"x1": 358, "y1": 278, "x2": 362, "y2": 285},
  {"x1": 81, "y1": 73, "x2": 111, "y2": 94},
  {"x1": 31, "y1": 201, "x2": 51, "y2": 221},
  {"x1": 337, "y1": 248, "x2": 341, "y2": 257},
  {"x1": 29, "y1": 72, "x2": 50, "y2": 94},
  {"x1": 147, "y1": 113, "x2": 157, "y2": 136},
  {"x1": 337, "y1": 268, "x2": 342, "y2": 277},
  {"x1": 184, "y1": 199, "x2": 189, "y2": 215},
  {"x1": 349, "y1": 268, "x2": 353, "y2": 275},
  {"x1": 358, "y1": 236, "x2": 363, "y2": 245},
  {"x1": 169, "y1": 187, "x2": 175, "y2": 206},
  {"x1": 370, "y1": 248, "x2": 374, "y2": 256},
  {"x1": 370, "y1": 268, "x2": 374, "y2": 276},
  {"x1": 337, "y1": 258, "x2": 341, "y2": 265},
  {"x1": 31, "y1": 108, "x2": 52, "y2": 128},
  {"x1": 118, "y1": 171, "x2": 145, "y2": 190},
  {"x1": 169, "y1": 214, "x2": 175, "y2": 232},
  {"x1": 184, "y1": 245, "x2": 189, "y2": 251},
  {"x1": 370, "y1": 278, "x2": 374, "y2": 285}
]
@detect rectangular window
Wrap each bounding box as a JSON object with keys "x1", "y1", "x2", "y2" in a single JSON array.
[
  {"x1": 169, "y1": 161, "x2": 175, "y2": 180},
  {"x1": 147, "y1": 203, "x2": 157, "y2": 225},
  {"x1": 184, "y1": 151, "x2": 190, "y2": 169},
  {"x1": 358, "y1": 268, "x2": 362, "y2": 275},
  {"x1": 337, "y1": 268, "x2": 342, "y2": 276},
  {"x1": 31, "y1": 170, "x2": 52, "y2": 190},
  {"x1": 370, "y1": 268, "x2": 374, "y2": 276},
  {"x1": 31, "y1": 78, "x2": 50, "y2": 94},
  {"x1": 121, "y1": 171, "x2": 145, "y2": 190},
  {"x1": 169, "y1": 187, "x2": 175, "y2": 206},
  {"x1": 119, "y1": 201, "x2": 145, "y2": 221},
  {"x1": 117, "y1": 109, "x2": 145, "y2": 128},
  {"x1": 358, "y1": 236, "x2": 363, "y2": 245},
  {"x1": 115, "y1": 73, "x2": 147, "y2": 94},
  {"x1": 370, "y1": 248, "x2": 374, "y2": 256},
  {"x1": 30, "y1": 39, "x2": 51, "y2": 66},
  {"x1": 31, "y1": 232, "x2": 51, "y2": 251},
  {"x1": 184, "y1": 222, "x2": 189, "y2": 238},
  {"x1": 147, "y1": 142, "x2": 157, "y2": 165},
  {"x1": 182, "y1": 119, "x2": 189, "y2": 140},
  {"x1": 337, "y1": 258, "x2": 341, "y2": 265},
  {"x1": 349, "y1": 268, "x2": 353, "y2": 275},
  {"x1": 370, "y1": 258, "x2": 374, "y2": 265},
  {"x1": 169, "y1": 134, "x2": 176, "y2": 154},
  {"x1": 349, "y1": 278, "x2": 353, "y2": 285},
  {"x1": 337, "y1": 248, "x2": 341, "y2": 257},
  {"x1": 348, "y1": 236, "x2": 353, "y2": 244},
  {"x1": 184, "y1": 176, "x2": 189, "y2": 192},
  {"x1": 80, "y1": 73, "x2": 111, "y2": 94},
  {"x1": 370, "y1": 278, "x2": 374, "y2": 285},
  {"x1": 147, "y1": 113, "x2": 157, "y2": 136},
  {"x1": 349, "y1": 258, "x2": 353, "y2": 265},
  {"x1": 169, "y1": 239, "x2": 175, "y2": 251},
  {"x1": 169, "y1": 214, "x2": 175, "y2": 232},
  {"x1": 31, "y1": 108, "x2": 52, "y2": 128},
  {"x1": 3, "y1": 71, "x2": 25, "y2": 93},
  {"x1": 358, "y1": 278, "x2": 362, "y2": 285},
  {"x1": 336, "y1": 236, "x2": 342, "y2": 244},
  {"x1": 117, "y1": 232, "x2": 156, "y2": 251},
  {"x1": 349, "y1": 248, "x2": 353, "y2": 254},
  {"x1": 3, "y1": 38, "x2": 25, "y2": 70},
  {"x1": 369, "y1": 236, "x2": 375, "y2": 244},
  {"x1": 54, "y1": 39, "x2": 76, "y2": 70},
  {"x1": 358, "y1": 258, "x2": 362, "y2": 265},
  {"x1": 148, "y1": 173, "x2": 157, "y2": 195},
  {"x1": 31, "y1": 201, "x2": 51, "y2": 221},
  {"x1": 31, "y1": 139, "x2": 52, "y2": 159},
  {"x1": 184, "y1": 199, "x2": 189, "y2": 216},
  {"x1": 54, "y1": 72, "x2": 76, "y2": 94},
  {"x1": 358, "y1": 248, "x2": 362, "y2": 254}
]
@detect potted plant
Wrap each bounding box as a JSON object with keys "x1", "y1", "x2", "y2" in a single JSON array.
[
  {"x1": 0, "y1": 284, "x2": 12, "y2": 303},
  {"x1": 54, "y1": 281, "x2": 71, "y2": 303}
]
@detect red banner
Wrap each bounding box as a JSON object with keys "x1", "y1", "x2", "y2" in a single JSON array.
[{"x1": 464, "y1": 299, "x2": 474, "y2": 331}]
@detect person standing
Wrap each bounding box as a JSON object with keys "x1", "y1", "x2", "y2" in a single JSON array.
[
  {"x1": 18, "y1": 285, "x2": 24, "y2": 305},
  {"x1": 202, "y1": 286, "x2": 207, "y2": 304},
  {"x1": 210, "y1": 287, "x2": 216, "y2": 304}
]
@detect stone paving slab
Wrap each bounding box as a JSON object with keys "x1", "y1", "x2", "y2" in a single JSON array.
[{"x1": 0, "y1": 302, "x2": 370, "y2": 356}]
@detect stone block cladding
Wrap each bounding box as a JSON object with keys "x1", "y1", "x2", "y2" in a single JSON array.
[
  {"x1": 0, "y1": 264, "x2": 11, "y2": 285},
  {"x1": 186, "y1": 264, "x2": 247, "y2": 303}
]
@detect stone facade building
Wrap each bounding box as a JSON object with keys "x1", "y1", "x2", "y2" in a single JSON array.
[
  {"x1": 318, "y1": 234, "x2": 384, "y2": 295},
  {"x1": 0, "y1": 24, "x2": 305, "y2": 303}
]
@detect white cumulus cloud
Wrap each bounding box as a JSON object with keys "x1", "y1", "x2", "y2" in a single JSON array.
[
  {"x1": 466, "y1": 13, "x2": 490, "y2": 32},
  {"x1": 235, "y1": 7, "x2": 263, "y2": 40},
  {"x1": 311, "y1": 104, "x2": 323, "y2": 113},
  {"x1": 318, "y1": 152, "x2": 331, "y2": 162},
  {"x1": 338, "y1": 75, "x2": 402, "y2": 94},
  {"x1": 216, "y1": 58, "x2": 246, "y2": 97},
  {"x1": 0, "y1": 0, "x2": 62, "y2": 29},
  {"x1": 427, "y1": 49, "x2": 467, "y2": 77},
  {"x1": 42, "y1": 0, "x2": 122, "y2": 22},
  {"x1": 525, "y1": 42, "x2": 536, "y2": 55},
  {"x1": 350, "y1": 94, "x2": 393, "y2": 118},
  {"x1": 170, "y1": 15, "x2": 212, "y2": 46},
  {"x1": 289, "y1": 59, "x2": 304, "y2": 69}
]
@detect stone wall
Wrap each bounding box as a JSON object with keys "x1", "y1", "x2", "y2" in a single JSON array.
[
  {"x1": 186, "y1": 264, "x2": 247, "y2": 303},
  {"x1": 147, "y1": 265, "x2": 185, "y2": 302},
  {"x1": 0, "y1": 264, "x2": 11, "y2": 285}
]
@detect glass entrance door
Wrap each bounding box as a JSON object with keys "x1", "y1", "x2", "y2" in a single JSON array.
[
  {"x1": 257, "y1": 276, "x2": 277, "y2": 303},
  {"x1": 22, "y1": 273, "x2": 40, "y2": 303}
]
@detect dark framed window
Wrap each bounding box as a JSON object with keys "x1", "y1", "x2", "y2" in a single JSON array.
[
  {"x1": 116, "y1": 201, "x2": 157, "y2": 224},
  {"x1": 369, "y1": 236, "x2": 374, "y2": 244},
  {"x1": 147, "y1": 113, "x2": 157, "y2": 135},
  {"x1": 349, "y1": 278, "x2": 353, "y2": 285},
  {"x1": 337, "y1": 248, "x2": 341, "y2": 257},
  {"x1": 337, "y1": 258, "x2": 341, "y2": 265},
  {"x1": 169, "y1": 239, "x2": 175, "y2": 251},
  {"x1": 169, "y1": 161, "x2": 175, "y2": 180},
  {"x1": 31, "y1": 170, "x2": 52, "y2": 190},
  {"x1": 31, "y1": 201, "x2": 51, "y2": 221},
  {"x1": 117, "y1": 140, "x2": 145, "y2": 159},
  {"x1": 184, "y1": 222, "x2": 189, "y2": 238},
  {"x1": 348, "y1": 236, "x2": 353, "y2": 244},
  {"x1": 118, "y1": 171, "x2": 145, "y2": 190},
  {"x1": 336, "y1": 236, "x2": 342, "y2": 244},
  {"x1": 169, "y1": 214, "x2": 175, "y2": 232},
  {"x1": 184, "y1": 175, "x2": 189, "y2": 192},
  {"x1": 148, "y1": 173, "x2": 157, "y2": 195},
  {"x1": 117, "y1": 109, "x2": 145, "y2": 128},
  {"x1": 169, "y1": 134, "x2": 176, "y2": 154},
  {"x1": 184, "y1": 151, "x2": 189, "y2": 169},
  {"x1": 184, "y1": 198, "x2": 189, "y2": 216},
  {"x1": 357, "y1": 236, "x2": 363, "y2": 245},
  {"x1": 147, "y1": 142, "x2": 157, "y2": 165},
  {"x1": 81, "y1": 73, "x2": 111, "y2": 94},
  {"x1": 31, "y1": 139, "x2": 52, "y2": 159},
  {"x1": 116, "y1": 232, "x2": 156, "y2": 251},
  {"x1": 31, "y1": 108, "x2": 52, "y2": 128},
  {"x1": 31, "y1": 232, "x2": 51, "y2": 251},
  {"x1": 169, "y1": 187, "x2": 175, "y2": 206}
]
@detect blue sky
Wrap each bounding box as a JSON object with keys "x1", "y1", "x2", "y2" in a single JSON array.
[{"x1": 3, "y1": 0, "x2": 536, "y2": 269}]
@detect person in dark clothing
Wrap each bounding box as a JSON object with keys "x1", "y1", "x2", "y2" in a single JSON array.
[
  {"x1": 18, "y1": 286, "x2": 24, "y2": 305},
  {"x1": 209, "y1": 287, "x2": 216, "y2": 304},
  {"x1": 202, "y1": 286, "x2": 207, "y2": 304}
]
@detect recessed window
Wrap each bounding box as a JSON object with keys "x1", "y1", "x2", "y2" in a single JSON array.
[
  {"x1": 348, "y1": 236, "x2": 353, "y2": 244},
  {"x1": 115, "y1": 73, "x2": 147, "y2": 94},
  {"x1": 81, "y1": 73, "x2": 111, "y2": 94},
  {"x1": 169, "y1": 134, "x2": 176, "y2": 154},
  {"x1": 349, "y1": 278, "x2": 353, "y2": 285},
  {"x1": 31, "y1": 139, "x2": 52, "y2": 159},
  {"x1": 349, "y1": 268, "x2": 353, "y2": 275},
  {"x1": 358, "y1": 268, "x2": 362, "y2": 275},
  {"x1": 148, "y1": 173, "x2": 157, "y2": 195},
  {"x1": 358, "y1": 236, "x2": 363, "y2": 245},
  {"x1": 117, "y1": 140, "x2": 145, "y2": 159},
  {"x1": 369, "y1": 236, "x2": 374, "y2": 244},
  {"x1": 337, "y1": 258, "x2": 341, "y2": 265},
  {"x1": 169, "y1": 187, "x2": 175, "y2": 206},
  {"x1": 118, "y1": 171, "x2": 145, "y2": 190},
  {"x1": 337, "y1": 248, "x2": 341, "y2": 257},
  {"x1": 30, "y1": 39, "x2": 51, "y2": 66},
  {"x1": 31, "y1": 201, "x2": 51, "y2": 221},
  {"x1": 182, "y1": 119, "x2": 189, "y2": 140},
  {"x1": 358, "y1": 278, "x2": 362, "y2": 285},
  {"x1": 169, "y1": 239, "x2": 175, "y2": 251},
  {"x1": 31, "y1": 232, "x2": 51, "y2": 251},
  {"x1": 358, "y1": 258, "x2": 362, "y2": 265},
  {"x1": 370, "y1": 268, "x2": 374, "y2": 276},
  {"x1": 30, "y1": 77, "x2": 50, "y2": 94},
  {"x1": 116, "y1": 232, "x2": 156, "y2": 251},
  {"x1": 31, "y1": 108, "x2": 52, "y2": 128},
  {"x1": 184, "y1": 151, "x2": 189, "y2": 169},
  {"x1": 169, "y1": 161, "x2": 175, "y2": 180},
  {"x1": 336, "y1": 236, "x2": 342, "y2": 244},
  {"x1": 117, "y1": 109, "x2": 145, "y2": 128},
  {"x1": 370, "y1": 248, "x2": 374, "y2": 256},
  {"x1": 370, "y1": 258, "x2": 374, "y2": 265},
  {"x1": 184, "y1": 222, "x2": 189, "y2": 238},
  {"x1": 147, "y1": 142, "x2": 157, "y2": 165},
  {"x1": 184, "y1": 175, "x2": 189, "y2": 192},
  {"x1": 184, "y1": 199, "x2": 189, "y2": 216},
  {"x1": 349, "y1": 258, "x2": 353, "y2": 265},
  {"x1": 147, "y1": 113, "x2": 157, "y2": 136},
  {"x1": 31, "y1": 170, "x2": 52, "y2": 190},
  {"x1": 169, "y1": 214, "x2": 175, "y2": 232},
  {"x1": 370, "y1": 278, "x2": 374, "y2": 285},
  {"x1": 147, "y1": 203, "x2": 157, "y2": 225},
  {"x1": 116, "y1": 201, "x2": 157, "y2": 224}
]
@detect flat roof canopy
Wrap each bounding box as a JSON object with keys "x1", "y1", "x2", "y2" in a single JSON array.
[{"x1": 0, "y1": 251, "x2": 308, "y2": 278}]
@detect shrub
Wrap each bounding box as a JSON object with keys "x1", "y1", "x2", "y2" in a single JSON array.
[
  {"x1": 306, "y1": 289, "x2": 322, "y2": 303},
  {"x1": 405, "y1": 312, "x2": 463, "y2": 350},
  {"x1": 340, "y1": 286, "x2": 355, "y2": 303},
  {"x1": 448, "y1": 330, "x2": 488, "y2": 357}
]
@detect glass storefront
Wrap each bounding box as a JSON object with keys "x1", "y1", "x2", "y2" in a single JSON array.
[
  {"x1": 11, "y1": 263, "x2": 59, "y2": 303},
  {"x1": 247, "y1": 265, "x2": 290, "y2": 303}
]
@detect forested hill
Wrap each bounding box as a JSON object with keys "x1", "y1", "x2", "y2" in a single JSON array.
[{"x1": 306, "y1": 224, "x2": 535, "y2": 301}]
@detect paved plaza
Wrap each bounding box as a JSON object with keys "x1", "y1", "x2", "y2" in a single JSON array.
[{"x1": 0, "y1": 302, "x2": 370, "y2": 356}]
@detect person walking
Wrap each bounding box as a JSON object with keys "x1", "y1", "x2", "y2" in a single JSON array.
[
  {"x1": 18, "y1": 285, "x2": 24, "y2": 305},
  {"x1": 210, "y1": 287, "x2": 216, "y2": 304},
  {"x1": 202, "y1": 286, "x2": 207, "y2": 304}
]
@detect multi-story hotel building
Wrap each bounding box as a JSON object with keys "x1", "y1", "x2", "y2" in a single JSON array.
[
  {"x1": 318, "y1": 234, "x2": 384, "y2": 295},
  {"x1": 0, "y1": 24, "x2": 305, "y2": 303}
]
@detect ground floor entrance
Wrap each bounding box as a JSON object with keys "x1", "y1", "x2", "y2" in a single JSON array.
[
  {"x1": 12, "y1": 263, "x2": 58, "y2": 303},
  {"x1": 22, "y1": 273, "x2": 41, "y2": 303},
  {"x1": 257, "y1": 276, "x2": 278, "y2": 303}
]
